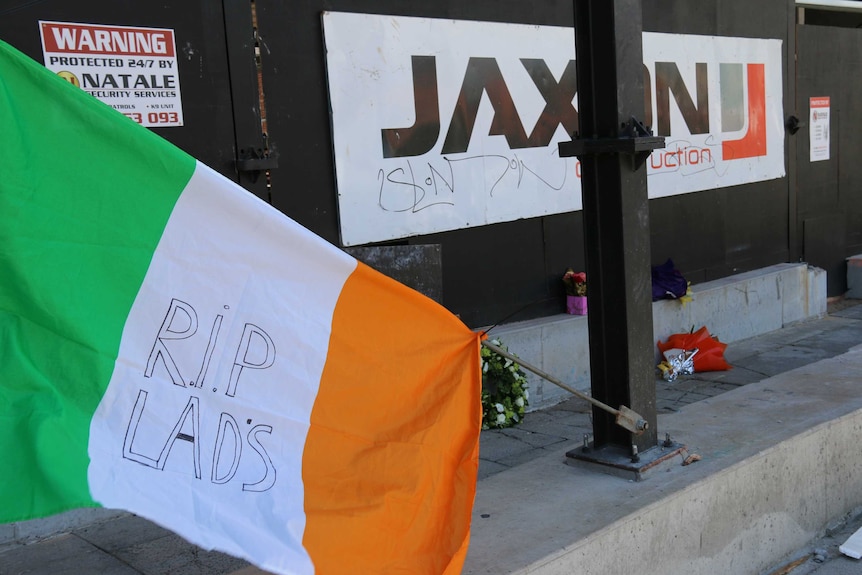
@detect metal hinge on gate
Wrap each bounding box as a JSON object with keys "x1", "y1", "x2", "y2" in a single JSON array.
[{"x1": 236, "y1": 146, "x2": 278, "y2": 182}]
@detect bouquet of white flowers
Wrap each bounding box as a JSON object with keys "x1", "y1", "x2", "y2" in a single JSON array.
[{"x1": 480, "y1": 339, "x2": 529, "y2": 429}]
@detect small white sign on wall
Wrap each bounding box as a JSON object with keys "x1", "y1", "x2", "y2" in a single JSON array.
[{"x1": 809, "y1": 96, "x2": 830, "y2": 162}]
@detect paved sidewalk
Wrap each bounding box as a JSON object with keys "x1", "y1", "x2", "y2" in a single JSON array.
[
  {"x1": 2, "y1": 299, "x2": 861, "y2": 575},
  {"x1": 477, "y1": 298, "x2": 862, "y2": 481}
]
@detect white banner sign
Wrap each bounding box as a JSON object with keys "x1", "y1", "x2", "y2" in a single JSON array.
[
  {"x1": 40, "y1": 21, "x2": 184, "y2": 127},
  {"x1": 323, "y1": 12, "x2": 785, "y2": 246}
]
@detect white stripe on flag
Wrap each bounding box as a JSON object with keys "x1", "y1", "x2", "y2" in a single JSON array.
[{"x1": 88, "y1": 162, "x2": 357, "y2": 574}]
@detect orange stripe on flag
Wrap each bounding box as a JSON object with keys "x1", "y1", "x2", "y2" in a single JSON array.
[{"x1": 303, "y1": 262, "x2": 482, "y2": 574}]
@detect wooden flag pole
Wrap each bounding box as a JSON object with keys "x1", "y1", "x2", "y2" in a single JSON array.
[{"x1": 481, "y1": 340, "x2": 648, "y2": 435}]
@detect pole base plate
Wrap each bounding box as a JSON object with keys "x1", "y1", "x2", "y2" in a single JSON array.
[{"x1": 565, "y1": 441, "x2": 687, "y2": 482}]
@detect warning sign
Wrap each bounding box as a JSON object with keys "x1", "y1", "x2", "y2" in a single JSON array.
[
  {"x1": 809, "y1": 96, "x2": 830, "y2": 163},
  {"x1": 39, "y1": 21, "x2": 184, "y2": 127}
]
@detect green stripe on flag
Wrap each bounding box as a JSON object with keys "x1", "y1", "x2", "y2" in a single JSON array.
[{"x1": 0, "y1": 41, "x2": 196, "y2": 521}]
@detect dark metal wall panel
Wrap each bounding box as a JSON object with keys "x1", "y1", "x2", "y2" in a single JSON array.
[
  {"x1": 642, "y1": 0, "x2": 719, "y2": 35},
  {"x1": 542, "y1": 211, "x2": 587, "y2": 299},
  {"x1": 254, "y1": 0, "x2": 574, "y2": 246},
  {"x1": 715, "y1": 0, "x2": 792, "y2": 39},
  {"x1": 648, "y1": 193, "x2": 726, "y2": 285},
  {"x1": 3, "y1": 0, "x2": 814, "y2": 326},
  {"x1": 804, "y1": 215, "x2": 846, "y2": 294},
  {"x1": 252, "y1": 0, "x2": 576, "y2": 327},
  {"x1": 223, "y1": 1, "x2": 270, "y2": 200},
  {"x1": 796, "y1": 27, "x2": 841, "y2": 217},
  {"x1": 416, "y1": 220, "x2": 558, "y2": 328},
  {"x1": 345, "y1": 245, "x2": 443, "y2": 303},
  {"x1": 0, "y1": 1, "x2": 241, "y2": 182},
  {"x1": 722, "y1": 179, "x2": 791, "y2": 274},
  {"x1": 785, "y1": 0, "x2": 800, "y2": 263},
  {"x1": 3, "y1": 1, "x2": 247, "y2": 185},
  {"x1": 644, "y1": 0, "x2": 791, "y2": 39},
  {"x1": 796, "y1": 24, "x2": 862, "y2": 294},
  {"x1": 716, "y1": 1, "x2": 797, "y2": 272},
  {"x1": 644, "y1": 0, "x2": 793, "y2": 285},
  {"x1": 805, "y1": 8, "x2": 862, "y2": 28},
  {"x1": 838, "y1": 46, "x2": 862, "y2": 259},
  {"x1": 252, "y1": 0, "x2": 797, "y2": 327},
  {"x1": 649, "y1": 182, "x2": 790, "y2": 284},
  {"x1": 252, "y1": 1, "x2": 339, "y2": 242}
]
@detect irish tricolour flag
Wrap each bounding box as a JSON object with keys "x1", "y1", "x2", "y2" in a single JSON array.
[{"x1": 0, "y1": 40, "x2": 481, "y2": 574}]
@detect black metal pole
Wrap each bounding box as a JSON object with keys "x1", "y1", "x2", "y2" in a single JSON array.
[{"x1": 560, "y1": 0, "x2": 660, "y2": 454}]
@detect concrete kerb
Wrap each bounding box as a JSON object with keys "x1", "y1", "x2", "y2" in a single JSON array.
[
  {"x1": 464, "y1": 344, "x2": 862, "y2": 575},
  {"x1": 486, "y1": 263, "x2": 826, "y2": 410}
]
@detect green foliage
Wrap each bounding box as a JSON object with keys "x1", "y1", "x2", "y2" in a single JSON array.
[{"x1": 481, "y1": 339, "x2": 529, "y2": 429}]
